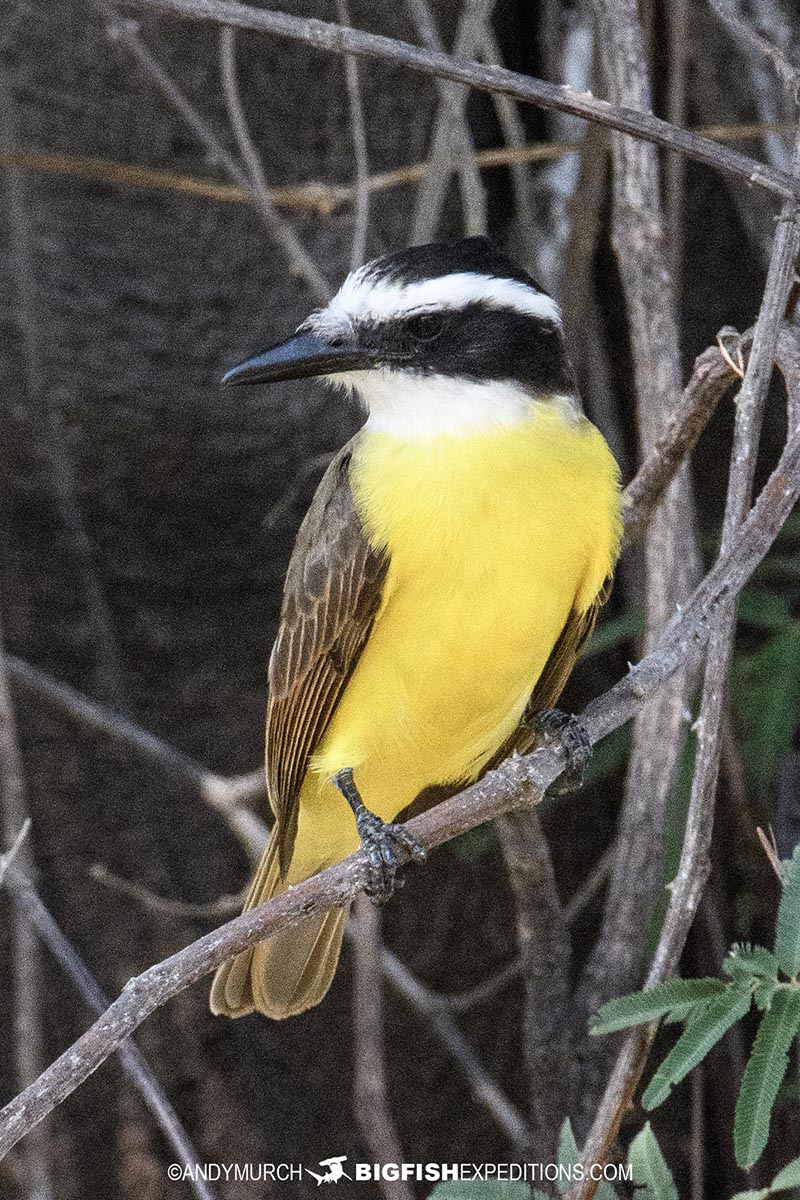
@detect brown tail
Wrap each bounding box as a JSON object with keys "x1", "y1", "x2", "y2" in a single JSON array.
[{"x1": 210, "y1": 832, "x2": 348, "y2": 1019}]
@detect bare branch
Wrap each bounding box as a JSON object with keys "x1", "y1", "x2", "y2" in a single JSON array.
[
  {"x1": 216, "y1": 24, "x2": 331, "y2": 297},
  {"x1": 381, "y1": 946, "x2": 533, "y2": 1152},
  {"x1": 351, "y1": 900, "x2": 411, "y2": 1200},
  {"x1": 4, "y1": 869, "x2": 218, "y2": 1200},
  {"x1": 335, "y1": 0, "x2": 370, "y2": 269},
  {"x1": 3, "y1": 122, "x2": 797, "y2": 215},
  {"x1": 496, "y1": 810, "x2": 570, "y2": 1158},
  {"x1": 122, "y1": 0, "x2": 800, "y2": 206},
  {"x1": 3, "y1": 405, "x2": 800, "y2": 1156},
  {"x1": 407, "y1": 0, "x2": 490, "y2": 242},
  {"x1": 711, "y1": 0, "x2": 800, "y2": 103},
  {"x1": 621, "y1": 336, "x2": 746, "y2": 545},
  {"x1": 90, "y1": 0, "x2": 330, "y2": 299},
  {"x1": 0, "y1": 610, "x2": 53, "y2": 1200}
]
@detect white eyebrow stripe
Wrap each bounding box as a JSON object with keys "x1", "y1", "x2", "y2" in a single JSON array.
[{"x1": 315, "y1": 269, "x2": 562, "y2": 329}]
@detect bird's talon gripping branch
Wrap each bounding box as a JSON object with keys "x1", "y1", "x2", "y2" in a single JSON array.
[
  {"x1": 531, "y1": 707, "x2": 593, "y2": 793},
  {"x1": 333, "y1": 768, "x2": 427, "y2": 903}
]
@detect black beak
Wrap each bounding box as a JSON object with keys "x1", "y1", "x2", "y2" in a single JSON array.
[{"x1": 222, "y1": 331, "x2": 379, "y2": 386}]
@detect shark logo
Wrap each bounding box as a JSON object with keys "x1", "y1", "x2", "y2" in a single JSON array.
[{"x1": 305, "y1": 1155, "x2": 351, "y2": 1185}]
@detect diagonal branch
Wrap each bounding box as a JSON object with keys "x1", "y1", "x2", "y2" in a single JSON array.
[
  {"x1": 91, "y1": 0, "x2": 330, "y2": 299},
  {"x1": 3, "y1": 408, "x2": 800, "y2": 1157},
  {"x1": 4, "y1": 869, "x2": 219, "y2": 1200},
  {"x1": 122, "y1": 0, "x2": 800, "y2": 205}
]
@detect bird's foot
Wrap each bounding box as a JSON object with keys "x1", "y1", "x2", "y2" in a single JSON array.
[
  {"x1": 333, "y1": 768, "x2": 427, "y2": 903},
  {"x1": 529, "y1": 707, "x2": 592, "y2": 794}
]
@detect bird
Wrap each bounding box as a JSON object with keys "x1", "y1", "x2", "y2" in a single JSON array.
[{"x1": 210, "y1": 236, "x2": 622, "y2": 1020}]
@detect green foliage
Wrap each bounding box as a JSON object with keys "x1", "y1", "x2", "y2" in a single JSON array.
[
  {"x1": 591, "y1": 846, "x2": 800, "y2": 1175},
  {"x1": 731, "y1": 1154, "x2": 800, "y2": 1200},
  {"x1": 557, "y1": 1120, "x2": 618, "y2": 1200},
  {"x1": 775, "y1": 846, "x2": 800, "y2": 978},
  {"x1": 590, "y1": 978, "x2": 727, "y2": 1034},
  {"x1": 734, "y1": 989, "x2": 800, "y2": 1168},
  {"x1": 642, "y1": 989, "x2": 752, "y2": 1108},
  {"x1": 731, "y1": 620, "x2": 800, "y2": 801},
  {"x1": 771, "y1": 1156, "x2": 800, "y2": 1190},
  {"x1": 627, "y1": 1123, "x2": 679, "y2": 1200}
]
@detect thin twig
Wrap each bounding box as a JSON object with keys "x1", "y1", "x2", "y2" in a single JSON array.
[
  {"x1": 445, "y1": 844, "x2": 615, "y2": 1014},
  {"x1": 91, "y1": 0, "x2": 330, "y2": 299},
  {"x1": 710, "y1": 0, "x2": 800, "y2": 103},
  {"x1": 351, "y1": 900, "x2": 412, "y2": 1200},
  {"x1": 0, "y1": 612, "x2": 53, "y2": 1200},
  {"x1": 4, "y1": 869, "x2": 218, "y2": 1200},
  {"x1": 381, "y1": 947, "x2": 533, "y2": 1152},
  {"x1": 3, "y1": 408, "x2": 800, "y2": 1156},
  {"x1": 90, "y1": 863, "x2": 248, "y2": 918},
  {"x1": 0, "y1": 819, "x2": 30, "y2": 887},
  {"x1": 335, "y1": 0, "x2": 369, "y2": 269},
  {"x1": 405, "y1": 0, "x2": 488, "y2": 242},
  {"x1": 2, "y1": 123, "x2": 796, "y2": 214},
  {"x1": 621, "y1": 334, "x2": 749, "y2": 545},
  {"x1": 4, "y1": 654, "x2": 267, "y2": 855},
  {"x1": 216, "y1": 24, "x2": 330, "y2": 298},
  {"x1": 123, "y1": 0, "x2": 800, "y2": 206}
]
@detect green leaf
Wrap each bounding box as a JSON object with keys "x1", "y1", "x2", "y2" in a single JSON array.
[
  {"x1": 557, "y1": 1121, "x2": 618, "y2": 1200},
  {"x1": 627, "y1": 1123, "x2": 679, "y2": 1200},
  {"x1": 772, "y1": 1155, "x2": 800, "y2": 1190},
  {"x1": 776, "y1": 847, "x2": 800, "y2": 978},
  {"x1": 643, "y1": 989, "x2": 752, "y2": 1109},
  {"x1": 590, "y1": 979, "x2": 727, "y2": 1035},
  {"x1": 734, "y1": 989, "x2": 800, "y2": 1169},
  {"x1": 729, "y1": 1190, "x2": 770, "y2": 1200},
  {"x1": 429, "y1": 1185, "x2": 530, "y2": 1199},
  {"x1": 724, "y1": 944, "x2": 779, "y2": 982}
]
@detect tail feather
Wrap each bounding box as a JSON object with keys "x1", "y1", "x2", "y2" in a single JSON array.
[{"x1": 210, "y1": 831, "x2": 348, "y2": 1019}]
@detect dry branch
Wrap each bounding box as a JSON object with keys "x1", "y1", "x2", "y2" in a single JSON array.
[
  {"x1": 3, "y1": 400, "x2": 800, "y2": 1157},
  {"x1": 4, "y1": 869, "x2": 218, "y2": 1200},
  {"x1": 351, "y1": 900, "x2": 412, "y2": 1200},
  {"x1": 123, "y1": 0, "x2": 800, "y2": 205}
]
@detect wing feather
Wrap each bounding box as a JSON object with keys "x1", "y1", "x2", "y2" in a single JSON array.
[{"x1": 265, "y1": 441, "x2": 388, "y2": 876}]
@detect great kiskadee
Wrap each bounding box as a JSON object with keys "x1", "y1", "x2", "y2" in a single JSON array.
[{"x1": 210, "y1": 237, "x2": 622, "y2": 1020}]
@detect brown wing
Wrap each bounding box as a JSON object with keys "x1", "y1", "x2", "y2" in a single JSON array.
[{"x1": 266, "y1": 440, "x2": 388, "y2": 876}]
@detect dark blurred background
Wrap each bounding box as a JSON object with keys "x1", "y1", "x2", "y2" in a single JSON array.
[{"x1": 1, "y1": 1, "x2": 799, "y2": 1197}]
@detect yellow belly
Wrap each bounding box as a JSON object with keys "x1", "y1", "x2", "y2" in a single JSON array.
[{"x1": 286, "y1": 402, "x2": 621, "y2": 882}]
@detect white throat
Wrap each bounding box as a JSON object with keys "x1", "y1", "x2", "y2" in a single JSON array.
[{"x1": 330, "y1": 369, "x2": 540, "y2": 438}]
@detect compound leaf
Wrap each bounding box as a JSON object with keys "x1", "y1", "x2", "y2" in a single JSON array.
[
  {"x1": 627, "y1": 1123, "x2": 679, "y2": 1200},
  {"x1": 643, "y1": 989, "x2": 752, "y2": 1109},
  {"x1": 775, "y1": 847, "x2": 800, "y2": 978},
  {"x1": 590, "y1": 979, "x2": 726, "y2": 1035},
  {"x1": 734, "y1": 989, "x2": 800, "y2": 1169}
]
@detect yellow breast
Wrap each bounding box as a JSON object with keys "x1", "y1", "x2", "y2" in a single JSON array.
[{"x1": 303, "y1": 400, "x2": 621, "y2": 845}]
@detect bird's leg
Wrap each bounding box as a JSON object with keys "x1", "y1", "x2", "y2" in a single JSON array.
[
  {"x1": 332, "y1": 768, "x2": 427, "y2": 903},
  {"x1": 526, "y1": 706, "x2": 593, "y2": 794}
]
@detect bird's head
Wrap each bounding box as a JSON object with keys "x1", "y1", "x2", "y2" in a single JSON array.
[{"x1": 223, "y1": 237, "x2": 578, "y2": 436}]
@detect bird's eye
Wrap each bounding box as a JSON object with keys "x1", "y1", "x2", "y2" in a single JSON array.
[{"x1": 407, "y1": 313, "x2": 445, "y2": 341}]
